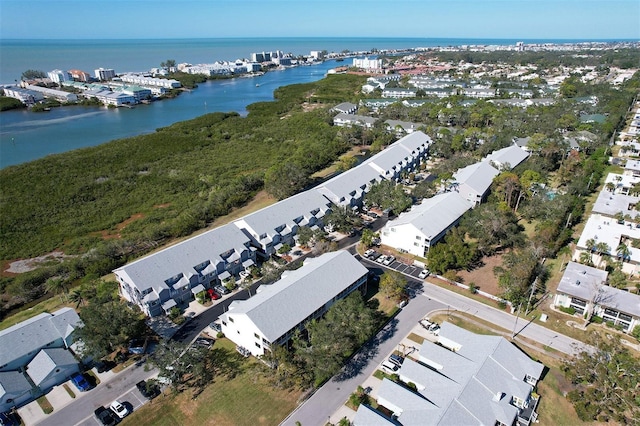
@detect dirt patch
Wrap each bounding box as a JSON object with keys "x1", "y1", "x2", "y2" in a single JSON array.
[
  {"x1": 93, "y1": 213, "x2": 145, "y2": 240},
  {"x1": 456, "y1": 254, "x2": 504, "y2": 297},
  {"x1": 3, "y1": 251, "x2": 73, "y2": 275}
]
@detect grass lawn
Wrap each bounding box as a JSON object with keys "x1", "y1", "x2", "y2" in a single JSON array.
[
  {"x1": 0, "y1": 297, "x2": 72, "y2": 331},
  {"x1": 122, "y1": 339, "x2": 301, "y2": 426}
]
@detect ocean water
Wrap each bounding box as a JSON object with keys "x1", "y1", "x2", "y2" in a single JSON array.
[{"x1": 0, "y1": 37, "x2": 595, "y2": 168}]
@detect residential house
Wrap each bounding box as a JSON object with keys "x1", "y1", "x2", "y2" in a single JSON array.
[
  {"x1": 462, "y1": 87, "x2": 496, "y2": 98},
  {"x1": 385, "y1": 120, "x2": 423, "y2": 135},
  {"x1": 354, "y1": 322, "x2": 544, "y2": 426},
  {"x1": 573, "y1": 215, "x2": 640, "y2": 276},
  {"x1": 219, "y1": 251, "x2": 368, "y2": 357},
  {"x1": 332, "y1": 113, "x2": 377, "y2": 128},
  {"x1": 380, "y1": 192, "x2": 472, "y2": 257},
  {"x1": 331, "y1": 102, "x2": 358, "y2": 115},
  {"x1": 0, "y1": 308, "x2": 81, "y2": 412},
  {"x1": 554, "y1": 262, "x2": 640, "y2": 333},
  {"x1": 623, "y1": 159, "x2": 640, "y2": 179},
  {"x1": 2, "y1": 87, "x2": 45, "y2": 105},
  {"x1": 114, "y1": 223, "x2": 256, "y2": 317},
  {"x1": 451, "y1": 161, "x2": 500, "y2": 207},
  {"x1": 360, "y1": 99, "x2": 397, "y2": 111},
  {"x1": 233, "y1": 190, "x2": 332, "y2": 257},
  {"x1": 382, "y1": 87, "x2": 418, "y2": 99},
  {"x1": 484, "y1": 145, "x2": 530, "y2": 171}
]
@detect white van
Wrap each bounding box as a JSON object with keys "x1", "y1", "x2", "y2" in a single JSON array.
[{"x1": 381, "y1": 360, "x2": 399, "y2": 374}]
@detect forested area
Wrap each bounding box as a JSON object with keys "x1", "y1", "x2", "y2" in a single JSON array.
[{"x1": 0, "y1": 74, "x2": 366, "y2": 316}]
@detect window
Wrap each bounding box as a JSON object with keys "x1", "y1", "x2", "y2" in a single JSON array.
[
  {"x1": 228, "y1": 317, "x2": 234, "y2": 323},
  {"x1": 254, "y1": 333, "x2": 260, "y2": 339},
  {"x1": 414, "y1": 242, "x2": 419, "y2": 247},
  {"x1": 255, "y1": 342, "x2": 261, "y2": 348},
  {"x1": 415, "y1": 235, "x2": 421, "y2": 240},
  {"x1": 221, "y1": 321, "x2": 227, "y2": 326}
]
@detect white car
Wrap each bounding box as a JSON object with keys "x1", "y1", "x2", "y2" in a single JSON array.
[
  {"x1": 382, "y1": 256, "x2": 395, "y2": 266},
  {"x1": 110, "y1": 400, "x2": 129, "y2": 419},
  {"x1": 418, "y1": 269, "x2": 430, "y2": 279},
  {"x1": 376, "y1": 255, "x2": 387, "y2": 264}
]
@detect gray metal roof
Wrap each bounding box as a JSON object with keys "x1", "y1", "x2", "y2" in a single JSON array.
[
  {"x1": 114, "y1": 223, "x2": 251, "y2": 293},
  {"x1": 333, "y1": 112, "x2": 377, "y2": 126},
  {"x1": 484, "y1": 145, "x2": 529, "y2": 170},
  {"x1": 26, "y1": 348, "x2": 78, "y2": 386},
  {"x1": 0, "y1": 371, "x2": 32, "y2": 398},
  {"x1": 353, "y1": 404, "x2": 396, "y2": 426},
  {"x1": 558, "y1": 262, "x2": 640, "y2": 317},
  {"x1": 234, "y1": 190, "x2": 331, "y2": 241},
  {"x1": 0, "y1": 308, "x2": 81, "y2": 369},
  {"x1": 383, "y1": 192, "x2": 471, "y2": 241},
  {"x1": 453, "y1": 161, "x2": 499, "y2": 195},
  {"x1": 221, "y1": 251, "x2": 367, "y2": 342},
  {"x1": 376, "y1": 322, "x2": 544, "y2": 425}
]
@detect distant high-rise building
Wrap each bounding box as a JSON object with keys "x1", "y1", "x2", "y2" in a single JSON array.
[
  {"x1": 94, "y1": 68, "x2": 116, "y2": 81},
  {"x1": 47, "y1": 69, "x2": 71, "y2": 84}
]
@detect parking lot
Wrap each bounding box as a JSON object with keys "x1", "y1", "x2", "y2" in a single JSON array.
[
  {"x1": 76, "y1": 386, "x2": 149, "y2": 426},
  {"x1": 360, "y1": 249, "x2": 426, "y2": 280}
]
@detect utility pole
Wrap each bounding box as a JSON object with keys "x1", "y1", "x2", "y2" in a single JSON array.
[
  {"x1": 511, "y1": 303, "x2": 522, "y2": 339},
  {"x1": 525, "y1": 257, "x2": 545, "y2": 315}
]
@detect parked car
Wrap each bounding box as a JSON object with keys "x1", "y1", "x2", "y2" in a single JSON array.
[
  {"x1": 368, "y1": 212, "x2": 378, "y2": 219},
  {"x1": 207, "y1": 288, "x2": 221, "y2": 300},
  {"x1": 128, "y1": 339, "x2": 145, "y2": 354},
  {"x1": 0, "y1": 412, "x2": 19, "y2": 426},
  {"x1": 364, "y1": 249, "x2": 375, "y2": 257},
  {"x1": 109, "y1": 400, "x2": 129, "y2": 419},
  {"x1": 239, "y1": 270, "x2": 250, "y2": 281},
  {"x1": 383, "y1": 256, "x2": 395, "y2": 266},
  {"x1": 376, "y1": 255, "x2": 387, "y2": 264},
  {"x1": 94, "y1": 360, "x2": 115, "y2": 373},
  {"x1": 136, "y1": 380, "x2": 159, "y2": 400},
  {"x1": 70, "y1": 372, "x2": 91, "y2": 392},
  {"x1": 236, "y1": 345, "x2": 251, "y2": 357},
  {"x1": 419, "y1": 318, "x2": 433, "y2": 330},
  {"x1": 418, "y1": 269, "x2": 430, "y2": 279},
  {"x1": 381, "y1": 360, "x2": 399, "y2": 374},
  {"x1": 94, "y1": 406, "x2": 120, "y2": 426},
  {"x1": 208, "y1": 321, "x2": 222, "y2": 334},
  {"x1": 194, "y1": 337, "x2": 215, "y2": 349},
  {"x1": 368, "y1": 251, "x2": 381, "y2": 261},
  {"x1": 389, "y1": 353, "x2": 404, "y2": 367},
  {"x1": 214, "y1": 284, "x2": 230, "y2": 295}
]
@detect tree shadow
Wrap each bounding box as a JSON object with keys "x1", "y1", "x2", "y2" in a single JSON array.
[{"x1": 334, "y1": 317, "x2": 399, "y2": 382}]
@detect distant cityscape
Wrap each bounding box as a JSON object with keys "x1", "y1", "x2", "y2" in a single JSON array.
[{"x1": 2, "y1": 40, "x2": 638, "y2": 109}]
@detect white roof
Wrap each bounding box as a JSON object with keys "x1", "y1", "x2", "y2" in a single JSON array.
[
  {"x1": 484, "y1": 145, "x2": 529, "y2": 169},
  {"x1": 383, "y1": 192, "x2": 471, "y2": 240},
  {"x1": 558, "y1": 262, "x2": 640, "y2": 317},
  {"x1": 0, "y1": 307, "x2": 80, "y2": 368},
  {"x1": 221, "y1": 251, "x2": 367, "y2": 342}
]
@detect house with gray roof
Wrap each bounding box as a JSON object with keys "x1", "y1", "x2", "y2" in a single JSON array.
[
  {"x1": 484, "y1": 145, "x2": 530, "y2": 171},
  {"x1": 316, "y1": 132, "x2": 431, "y2": 208},
  {"x1": 554, "y1": 261, "x2": 640, "y2": 333},
  {"x1": 26, "y1": 348, "x2": 79, "y2": 392},
  {"x1": 382, "y1": 87, "x2": 418, "y2": 99},
  {"x1": 354, "y1": 322, "x2": 544, "y2": 426},
  {"x1": 360, "y1": 98, "x2": 398, "y2": 111},
  {"x1": 0, "y1": 307, "x2": 80, "y2": 372},
  {"x1": 333, "y1": 112, "x2": 377, "y2": 128},
  {"x1": 219, "y1": 250, "x2": 368, "y2": 357},
  {"x1": 233, "y1": 190, "x2": 332, "y2": 257},
  {"x1": 385, "y1": 120, "x2": 423, "y2": 135},
  {"x1": 452, "y1": 161, "x2": 500, "y2": 207},
  {"x1": 331, "y1": 102, "x2": 358, "y2": 115},
  {"x1": 114, "y1": 223, "x2": 256, "y2": 317},
  {"x1": 0, "y1": 308, "x2": 81, "y2": 411},
  {"x1": 0, "y1": 371, "x2": 33, "y2": 413},
  {"x1": 380, "y1": 192, "x2": 472, "y2": 257}
]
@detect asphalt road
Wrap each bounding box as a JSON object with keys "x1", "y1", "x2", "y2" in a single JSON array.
[
  {"x1": 281, "y1": 283, "x2": 445, "y2": 426},
  {"x1": 38, "y1": 362, "x2": 158, "y2": 426}
]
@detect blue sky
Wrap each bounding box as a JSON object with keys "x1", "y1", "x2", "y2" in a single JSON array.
[{"x1": 1, "y1": 0, "x2": 639, "y2": 40}]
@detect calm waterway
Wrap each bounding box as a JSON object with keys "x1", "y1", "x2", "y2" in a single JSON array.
[
  {"x1": 0, "y1": 61, "x2": 343, "y2": 168},
  {"x1": 0, "y1": 37, "x2": 578, "y2": 168}
]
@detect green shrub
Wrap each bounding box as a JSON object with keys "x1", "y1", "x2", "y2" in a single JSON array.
[
  {"x1": 558, "y1": 306, "x2": 576, "y2": 315},
  {"x1": 591, "y1": 315, "x2": 603, "y2": 324}
]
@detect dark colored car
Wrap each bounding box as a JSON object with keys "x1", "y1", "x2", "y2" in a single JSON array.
[
  {"x1": 70, "y1": 372, "x2": 91, "y2": 392},
  {"x1": 94, "y1": 406, "x2": 120, "y2": 426},
  {"x1": 94, "y1": 360, "x2": 116, "y2": 373},
  {"x1": 0, "y1": 412, "x2": 19, "y2": 426},
  {"x1": 389, "y1": 353, "x2": 404, "y2": 367},
  {"x1": 136, "y1": 380, "x2": 159, "y2": 399}
]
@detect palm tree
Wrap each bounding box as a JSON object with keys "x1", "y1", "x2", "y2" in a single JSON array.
[
  {"x1": 605, "y1": 182, "x2": 615, "y2": 192},
  {"x1": 579, "y1": 251, "x2": 593, "y2": 266},
  {"x1": 45, "y1": 277, "x2": 69, "y2": 302},
  {"x1": 594, "y1": 242, "x2": 611, "y2": 269},
  {"x1": 616, "y1": 242, "x2": 631, "y2": 262},
  {"x1": 69, "y1": 289, "x2": 86, "y2": 308},
  {"x1": 585, "y1": 238, "x2": 596, "y2": 253}
]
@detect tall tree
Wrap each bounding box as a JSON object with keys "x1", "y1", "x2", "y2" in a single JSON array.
[
  {"x1": 379, "y1": 270, "x2": 407, "y2": 301},
  {"x1": 562, "y1": 335, "x2": 640, "y2": 423}
]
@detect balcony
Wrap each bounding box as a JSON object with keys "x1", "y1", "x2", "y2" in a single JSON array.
[{"x1": 517, "y1": 393, "x2": 540, "y2": 426}]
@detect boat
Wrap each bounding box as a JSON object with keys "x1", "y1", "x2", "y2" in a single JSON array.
[{"x1": 256, "y1": 83, "x2": 260, "y2": 87}]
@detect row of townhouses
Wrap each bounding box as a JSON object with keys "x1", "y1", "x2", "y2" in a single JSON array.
[
  {"x1": 353, "y1": 322, "x2": 544, "y2": 426},
  {"x1": 555, "y1": 100, "x2": 640, "y2": 334},
  {"x1": 0, "y1": 308, "x2": 82, "y2": 412},
  {"x1": 113, "y1": 131, "x2": 433, "y2": 317}
]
